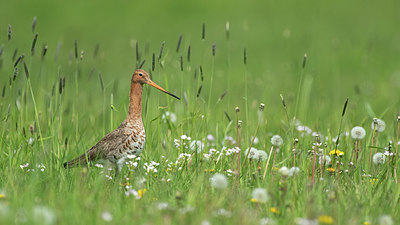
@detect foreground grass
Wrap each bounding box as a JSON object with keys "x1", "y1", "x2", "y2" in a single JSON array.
[{"x1": 1, "y1": 4, "x2": 400, "y2": 224}]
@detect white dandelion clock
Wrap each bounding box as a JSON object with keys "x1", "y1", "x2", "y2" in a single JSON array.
[
  {"x1": 161, "y1": 111, "x2": 177, "y2": 123},
  {"x1": 319, "y1": 155, "x2": 331, "y2": 165},
  {"x1": 289, "y1": 167, "x2": 300, "y2": 176},
  {"x1": 101, "y1": 211, "x2": 113, "y2": 222},
  {"x1": 373, "y1": 152, "x2": 386, "y2": 165},
  {"x1": 33, "y1": 206, "x2": 56, "y2": 225},
  {"x1": 245, "y1": 147, "x2": 258, "y2": 159},
  {"x1": 279, "y1": 166, "x2": 290, "y2": 176},
  {"x1": 271, "y1": 135, "x2": 283, "y2": 147},
  {"x1": 351, "y1": 126, "x2": 366, "y2": 140},
  {"x1": 190, "y1": 140, "x2": 204, "y2": 153},
  {"x1": 378, "y1": 215, "x2": 393, "y2": 225},
  {"x1": 210, "y1": 173, "x2": 228, "y2": 190},
  {"x1": 372, "y1": 119, "x2": 386, "y2": 132},
  {"x1": 251, "y1": 188, "x2": 269, "y2": 203},
  {"x1": 255, "y1": 150, "x2": 268, "y2": 161}
]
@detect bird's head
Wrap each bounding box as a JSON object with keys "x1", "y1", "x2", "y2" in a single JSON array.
[{"x1": 132, "y1": 69, "x2": 180, "y2": 100}]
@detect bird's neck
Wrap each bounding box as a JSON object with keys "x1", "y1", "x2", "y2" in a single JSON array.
[{"x1": 128, "y1": 82, "x2": 143, "y2": 121}]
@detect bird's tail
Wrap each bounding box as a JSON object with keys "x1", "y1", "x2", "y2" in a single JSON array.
[{"x1": 63, "y1": 154, "x2": 90, "y2": 168}]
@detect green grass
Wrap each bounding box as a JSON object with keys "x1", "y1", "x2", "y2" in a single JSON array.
[{"x1": 1, "y1": 0, "x2": 400, "y2": 224}]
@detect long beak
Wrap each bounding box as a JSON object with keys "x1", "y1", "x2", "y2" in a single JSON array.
[{"x1": 146, "y1": 79, "x2": 180, "y2": 100}]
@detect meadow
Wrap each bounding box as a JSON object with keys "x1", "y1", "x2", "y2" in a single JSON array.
[{"x1": 1, "y1": 0, "x2": 400, "y2": 224}]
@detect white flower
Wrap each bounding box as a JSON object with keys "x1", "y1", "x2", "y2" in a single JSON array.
[
  {"x1": 319, "y1": 155, "x2": 331, "y2": 165},
  {"x1": 223, "y1": 136, "x2": 236, "y2": 145},
  {"x1": 201, "y1": 220, "x2": 211, "y2": 225},
  {"x1": 271, "y1": 135, "x2": 283, "y2": 147},
  {"x1": 161, "y1": 111, "x2": 177, "y2": 123},
  {"x1": 245, "y1": 147, "x2": 258, "y2": 159},
  {"x1": 251, "y1": 136, "x2": 259, "y2": 144},
  {"x1": 28, "y1": 137, "x2": 35, "y2": 145},
  {"x1": 378, "y1": 215, "x2": 393, "y2": 225},
  {"x1": 190, "y1": 140, "x2": 204, "y2": 153},
  {"x1": 260, "y1": 218, "x2": 276, "y2": 225},
  {"x1": 105, "y1": 175, "x2": 113, "y2": 180},
  {"x1": 295, "y1": 218, "x2": 318, "y2": 225},
  {"x1": 372, "y1": 119, "x2": 386, "y2": 132},
  {"x1": 101, "y1": 211, "x2": 113, "y2": 222},
  {"x1": 207, "y1": 134, "x2": 215, "y2": 142},
  {"x1": 213, "y1": 208, "x2": 232, "y2": 217},
  {"x1": 384, "y1": 151, "x2": 394, "y2": 157},
  {"x1": 180, "y1": 134, "x2": 191, "y2": 140},
  {"x1": 156, "y1": 202, "x2": 169, "y2": 211},
  {"x1": 20, "y1": 163, "x2": 29, "y2": 169},
  {"x1": 95, "y1": 163, "x2": 104, "y2": 168},
  {"x1": 351, "y1": 126, "x2": 366, "y2": 140},
  {"x1": 255, "y1": 150, "x2": 268, "y2": 161},
  {"x1": 210, "y1": 173, "x2": 228, "y2": 189},
  {"x1": 33, "y1": 206, "x2": 56, "y2": 225},
  {"x1": 279, "y1": 166, "x2": 290, "y2": 176},
  {"x1": 373, "y1": 152, "x2": 386, "y2": 165},
  {"x1": 251, "y1": 188, "x2": 269, "y2": 203},
  {"x1": 289, "y1": 167, "x2": 300, "y2": 176}
]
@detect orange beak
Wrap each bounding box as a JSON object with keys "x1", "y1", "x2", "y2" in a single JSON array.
[{"x1": 146, "y1": 79, "x2": 180, "y2": 100}]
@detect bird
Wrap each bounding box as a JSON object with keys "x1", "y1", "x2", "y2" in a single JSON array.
[{"x1": 63, "y1": 69, "x2": 180, "y2": 176}]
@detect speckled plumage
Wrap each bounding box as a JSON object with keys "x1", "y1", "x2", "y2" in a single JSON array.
[{"x1": 63, "y1": 69, "x2": 179, "y2": 175}]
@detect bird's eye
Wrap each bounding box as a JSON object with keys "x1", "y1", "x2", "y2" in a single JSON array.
[{"x1": 139, "y1": 73, "x2": 143, "y2": 76}]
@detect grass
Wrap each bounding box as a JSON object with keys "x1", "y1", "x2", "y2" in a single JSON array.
[{"x1": 1, "y1": 0, "x2": 400, "y2": 224}]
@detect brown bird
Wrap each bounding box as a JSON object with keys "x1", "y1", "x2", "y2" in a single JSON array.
[{"x1": 63, "y1": 69, "x2": 180, "y2": 175}]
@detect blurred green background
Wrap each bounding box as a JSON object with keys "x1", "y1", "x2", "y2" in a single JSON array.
[{"x1": 1, "y1": 0, "x2": 399, "y2": 141}]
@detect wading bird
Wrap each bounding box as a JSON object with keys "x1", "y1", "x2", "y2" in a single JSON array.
[{"x1": 63, "y1": 69, "x2": 180, "y2": 175}]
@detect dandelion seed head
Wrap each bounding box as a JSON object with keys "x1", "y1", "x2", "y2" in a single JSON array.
[
  {"x1": 351, "y1": 126, "x2": 366, "y2": 140},
  {"x1": 33, "y1": 206, "x2": 56, "y2": 225},
  {"x1": 373, "y1": 152, "x2": 386, "y2": 165},
  {"x1": 295, "y1": 218, "x2": 318, "y2": 225},
  {"x1": 251, "y1": 188, "x2": 269, "y2": 203},
  {"x1": 289, "y1": 167, "x2": 300, "y2": 176},
  {"x1": 260, "y1": 218, "x2": 276, "y2": 225},
  {"x1": 101, "y1": 211, "x2": 113, "y2": 222},
  {"x1": 245, "y1": 147, "x2": 258, "y2": 159},
  {"x1": 378, "y1": 215, "x2": 393, "y2": 225},
  {"x1": 372, "y1": 119, "x2": 386, "y2": 132},
  {"x1": 255, "y1": 150, "x2": 268, "y2": 161},
  {"x1": 210, "y1": 173, "x2": 228, "y2": 189},
  {"x1": 279, "y1": 166, "x2": 290, "y2": 176},
  {"x1": 319, "y1": 155, "x2": 331, "y2": 165},
  {"x1": 271, "y1": 135, "x2": 283, "y2": 147},
  {"x1": 161, "y1": 111, "x2": 177, "y2": 123}
]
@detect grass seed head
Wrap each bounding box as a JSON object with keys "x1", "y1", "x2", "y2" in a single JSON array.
[
  {"x1": 212, "y1": 43, "x2": 216, "y2": 56},
  {"x1": 0, "y1": 44, "x2": 4, "y2": 57},
  {"x1": 244, "y1": 47, "x2": 247, "y2": 64},
  {"x1": 32, "y1": 16, "x2": 37, "y2": 33},
  {"x1": 93, "y1": 43, "x2": 99, "y2": 58},
  {"x1": 302, "y1": 53, "x2": 307, "y2": 68},
  {"x1": 14, "y1": 54, "x2": 24, "y2": 67},
  {"x1": 202, "y1": 23, "x2": 205, "y2": 39},
  {"x1": 139, "y1": 59, "x2": 146, "y2": 69},
  {"x1": 180, "y1": 54, "x2": 183, "y2": 71},
  {"x1": 158, "y1": 41, "x2": 165, "y2": 60},
  {"x1": 74, "y1": 40, "x2": 78, "y2": 60},
  {"x1": 8, "y1": 25, "x2": 11, "y2": 41},
  {"x1": 42, "y1": 44, "x2": 48, "y2": 59},
  {"x1": 226, "y1": 21, "x2": 230, "y2": 40},
  {"x1": 31, "y1": 33, "x2": 38, "y2": 56},
  {"x1": 152, "y1": 52, "x2": 155, "y2": 71},
  {"x1": 23, "y1": 60, "x2": 29, "y2": 79},
  {"x1": 176, "y1": 34, "x2": 183, "y2": 52},
  {"x1": 187, "y1": 45, "x2": 191, "y2": 62},
  {"x1": 235, "y1": 106, "x2": 240, "y2": 113}
]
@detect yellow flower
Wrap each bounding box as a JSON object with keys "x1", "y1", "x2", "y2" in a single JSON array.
[
  {"x1": 138, "y1": 189, "x2": 147, "y2": 198},
  {"x1": 327, "y1": 168, "x2": 336, "y2": 173},
  {"x1": 204, "y1": 169, "x2": 215, "y2": 173},
  {"x1": 317, "y1": 215, "x2": 333, "y2": 224},
  {"x1": 250, "y1": 198, "x2": 259, "y2": 203},
  {"x1": 166, "y1": 168, "x2": 172, "y2": 172},
  {"x1": 363, "y1": 221, "x2": 371, "y2": 225},
  {"x1": 0, "y1": 194, "x2": 5, "y2": 199},
  {"x1": 272, "y1": 167, "x2": 279, "y2": 171},
  {"x1": 329, "y1": 149, "x2": 344, "y2": 157},
  {"x1": 369, "y1": 178, "x2": 379, "y2": 185},
  {"x1": 270, "y1": 207, "x2": 280, "y2": 215}
]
